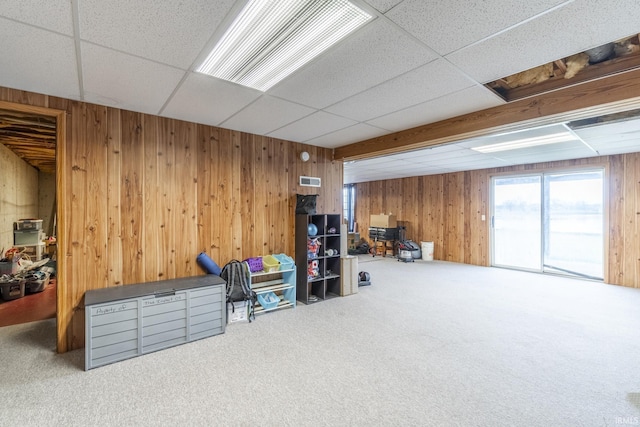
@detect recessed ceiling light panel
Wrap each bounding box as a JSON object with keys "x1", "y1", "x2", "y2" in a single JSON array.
[{"x1": 196, "y1": 0, "x2": 373, "y2": 91}]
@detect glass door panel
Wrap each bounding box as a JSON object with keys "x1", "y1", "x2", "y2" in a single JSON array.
[
  {"x1": 492, "y1": 175, "x2": 542, "y2": 270},
  {"x1": 543, "y1": 171, "x2": 604, "y2": 280}
]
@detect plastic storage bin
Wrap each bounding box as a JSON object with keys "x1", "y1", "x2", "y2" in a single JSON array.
[
  {"x1": 14, "y1": 230, "x2": 44, "y2": 245},
  {"x1": 257, "y1": 292, "x2": 280, "y2": 310},
  {"x1": 0, "y1": 258, "x2": 19, "y2": 275},
  {"x1": 244, "y1": 257, "x2": 263, "y2": 273},
  {"x1": 273, "y1": 253, "x2": 294, "y2": 271},
  {"x1": 15, "y1": 219, "x2": 43, "y2": 230},
  {"x1": 24, "y1": 271, "x2": 50, "y2": 293},
  {"x1": 261, "y1": 255, "x2": 280, "y2": 273},
  {"x1": 0, "y1": 278, "x2": 26, "y2": 301}
]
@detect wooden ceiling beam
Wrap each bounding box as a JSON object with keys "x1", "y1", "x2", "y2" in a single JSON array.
[{"x1": 333, "y1": 67, "x2": 640, "y2": 161}]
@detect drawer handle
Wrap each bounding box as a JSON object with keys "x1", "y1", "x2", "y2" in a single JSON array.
[{"x1": 154, "y1": 289, "x2": 176, "y2": 298}]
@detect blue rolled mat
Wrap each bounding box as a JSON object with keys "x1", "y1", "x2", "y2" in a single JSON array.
[{"x1": 196, "y1": 252, "x2": 221, "y2": 275}]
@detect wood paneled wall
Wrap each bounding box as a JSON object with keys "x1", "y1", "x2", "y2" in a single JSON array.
[
  {"x1": 355, "y1": 154, "x2": 640, "y2": 288},
  {"x1": 0, "y1": 87, "x2": 343, "y2": 352}
]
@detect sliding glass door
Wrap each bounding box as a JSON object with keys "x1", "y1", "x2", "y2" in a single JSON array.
[
  {"x1": 543, "y1": 171, "x2": 604, "y2": 279},
  {"x1": 492, "y1": 175, "x2": 542, "y2": 271},
  {"x1": 491, "y1": 169, "x2": 604, "y2": 280}
]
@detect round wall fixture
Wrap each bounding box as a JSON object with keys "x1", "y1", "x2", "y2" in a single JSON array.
[{"x1": 300, "y1": 151, "x2": 310, "y2": 162}]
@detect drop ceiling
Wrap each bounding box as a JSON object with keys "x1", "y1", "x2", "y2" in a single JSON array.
[{"x1": 1, "y1": 0, "x2": 640, "y2": 183}]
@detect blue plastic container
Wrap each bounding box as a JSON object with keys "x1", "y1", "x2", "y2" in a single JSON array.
[{"x1": 257, "y1": 292, "x2": 280, "y2": 310}]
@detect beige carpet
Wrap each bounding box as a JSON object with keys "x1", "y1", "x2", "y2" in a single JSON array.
[{"x1": 1, "y1": 257, "x2": 639, "y2": 426}]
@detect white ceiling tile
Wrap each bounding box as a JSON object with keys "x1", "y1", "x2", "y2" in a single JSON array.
[
  {"x1": 0, "y1": 18, "x2": 80, "y2": 100},
  {"x1": 162, "y1": 73, "x2": 261, "y2": 127},
  {"x1": 269, "y1": 18, "x2": 439, "y2": 109},
  {"x1": 326, "y1": 59, "x2": 476, "y2": 121},
  {"x1": 82, "y1": 43, "x2": 185, "y2": 115},
  {"x1": 590, "y1": 140, "x2": 640, "y2": 156},
  {"x1": 364, "y1": 0, "x2": 404, "y2": 13},
  {"x1": 0, "y1": 0, "x2": 73, "y2": 35},
  {"x1": 447, "y1": 0, "x2": 640, "y2": 83},
  {"x1": 78, "y1": 0, "x2": 236, "y2": 68},
  {"x1": 305, "y1": 123, "x2": 391, "y2": 149},
  {"x1": 220, "y1": 96, "x2": 315, "y2": 136},
  {"x1": 367, "y1": 85, "x2": 504, "y2": 131},
  {"x1": 268, "y1": 111, "x2": 357, "y2": 143},
  {"x1": 386, "y1": 0, "x2": 570, "y2": 55}
]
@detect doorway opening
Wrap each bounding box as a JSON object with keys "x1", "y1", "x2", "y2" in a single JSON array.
[
  {"x1": 0, "y1": 101, "x2": 64, "y2": 328},
  {"x1": 491, "y1": 169, "x2": 604, "y2": 280}
]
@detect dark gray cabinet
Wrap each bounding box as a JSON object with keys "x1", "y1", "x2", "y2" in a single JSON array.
[
  {"x1": 295, "y1": 214, "x2": 342, "y2": 304},
  {"x1": 85, "y1": 275, "x2": 226, "y2": 370}
]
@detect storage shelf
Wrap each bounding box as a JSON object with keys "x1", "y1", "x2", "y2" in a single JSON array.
[
  {"x1": 248, "y1": 260, "x2": 296, "y2": 315},
  {"x1": 253, "y1": 282, "x2": 294, "y2": 294},
  {"x1": 296, "y1": 214, "x2": 342, "y2": 305},
  {"x1": 254, "y1": 298, "x2": 294, "y2": 313},
  {"x1": 251, "y1": 267, "x2": 295, "y2": 277}
]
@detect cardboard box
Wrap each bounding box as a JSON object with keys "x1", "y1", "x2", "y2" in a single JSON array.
[
  {"x1": 370, "y1": 214, "x2": 397, "y2": 228},
  {"x1": 347, "y1": 232, "x2": 360, "y2": 250},
  {"x1": 340, "y1": 256, "x2": 358, "y2": 296}
]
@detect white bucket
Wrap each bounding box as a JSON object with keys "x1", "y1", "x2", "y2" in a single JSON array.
[{"x1": 421, "y1": 241, "x2": 434, "y2": 261}]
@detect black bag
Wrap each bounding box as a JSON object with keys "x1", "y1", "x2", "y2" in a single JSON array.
[
  {"x1": 295, "y1": 194, "x2": 318, "y2": 215},
  {"x1": 221, "y1": 260, "x2": 257, "y2": 322}
]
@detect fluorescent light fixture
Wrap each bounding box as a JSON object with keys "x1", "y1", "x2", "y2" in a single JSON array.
[
  {"x1": 471, "y1": 132, "x2": 577, "y2": 153},
  {"x1": 196, "y1": 0, "x2": 373, "y2": 91}
]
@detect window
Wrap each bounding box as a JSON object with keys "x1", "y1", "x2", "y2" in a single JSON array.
[{"x1": 343, "y1": 184, "x2": 355, "y2": 232}]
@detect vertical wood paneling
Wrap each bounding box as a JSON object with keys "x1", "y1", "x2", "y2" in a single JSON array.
[
  {"x1": 425, "y1": 175, "x2": 444, "y2": 259},
  {"x1": 196, "y1": 124, "x2": 214, "y2": 258},
  {"x1": 216, "y1": 128, "x2": 233, "y2": 263},
  {"x1": 241, "y1": 133, "x2": 257, "y2": 255},
  {"x1": 120, "y1": 112, "x2": 145, "y2": 284},
  {"x1": 67, "y1": 101, "x2": 89, "y2": 349},
  {"x1": 267, "y1": 139, "x2": 287, "y2": 254},
  {"x1": 609, "y1": 155, "x2": 625, "y2": 285},
  {"x1": 230, "y1": 131, "x2": 243, "y2": 261},
  {"x1": 443, "y1": 172, "x2": 464, "y2": 261},
  {"x1": 623, "y1": 154, "x2": 639, "y2": 287},
  {"x1": 174, "y1": 121, "x2": 197, "y2": 278},
  {"x1": 107, "y1": 109, "x2": 123, "y2": 286},
  {"x1": 84, "y1": 104, "x2": 109, "y2": 293},
  {"x1": 158, "y1": 118, "x2": 177, "y2": 280},
  {"x1": 143, "y1": 116, "x2": 160, "y2": 281}
]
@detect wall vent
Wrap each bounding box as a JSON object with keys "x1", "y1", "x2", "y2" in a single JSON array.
[{"x1": 300, "y1": 176, "x2": 321, "y2": 187}]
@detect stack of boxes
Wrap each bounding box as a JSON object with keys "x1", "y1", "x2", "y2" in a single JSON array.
[
  {"x1": 368, "y1": 214, "x2": 398, "y2": 257},
  {"x1": 14, "y1": 219, "x2": 45, "y2": 261}
]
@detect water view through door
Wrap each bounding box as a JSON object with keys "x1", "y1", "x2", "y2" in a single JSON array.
[{"x1": 492, "y1": 170, "x2": 604, "y2": 280}]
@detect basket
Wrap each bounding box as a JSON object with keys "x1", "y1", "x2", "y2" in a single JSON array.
[
  {"x1": 244, "y1": 257, "x2": 263, "y2": 273},
  {"x1": 273, "y1": 253, "x2": 294, "y2": 271},
  {"x1": 262, "y1": 255, "x2": 280, "y2": 273},
  {"x1": 257, "y1": 292, "x2": 280, "y2": 310}
]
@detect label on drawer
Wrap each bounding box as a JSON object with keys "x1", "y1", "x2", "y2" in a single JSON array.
[
  {"x1": 92, "y1": 302, "x2": 135, "y2": 316},
  {"x1": 143, "y1": 293, "x2": 185, "y2": 307}
]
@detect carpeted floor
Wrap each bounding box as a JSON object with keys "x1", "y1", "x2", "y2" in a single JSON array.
[{"x1": 0, "y1": 257, "x2": 639, "y2": 426}]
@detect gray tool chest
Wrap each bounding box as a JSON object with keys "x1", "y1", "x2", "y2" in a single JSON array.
[{"x1": 85, "y1": 275, "x2": 226, "y2": 370}]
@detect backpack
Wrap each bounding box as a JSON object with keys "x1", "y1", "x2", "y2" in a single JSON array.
[{"x1": 221, "y1": 260, "x2": 257, "y2": 322}]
